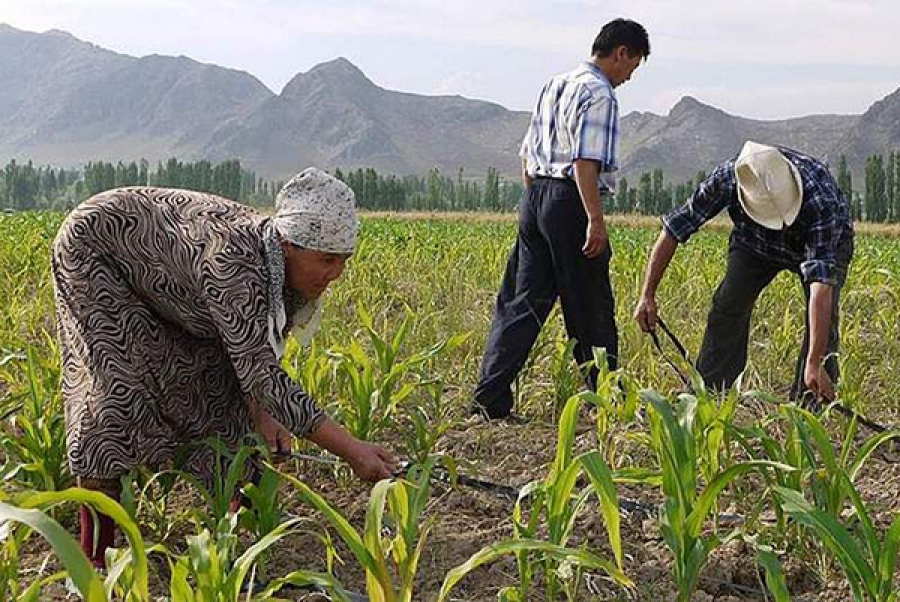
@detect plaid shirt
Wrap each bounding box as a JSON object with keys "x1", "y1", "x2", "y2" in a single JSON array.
[
  {"x1": 520, "y1": 62, "x2": 619, "y2": 194},
  {"x1": 663, "y1": 148, "x2": 854, "y2": 285}
]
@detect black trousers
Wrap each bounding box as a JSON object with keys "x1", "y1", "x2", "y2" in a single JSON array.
[
  {"x1": 696, "y1": 236, "x2": 854, "y2": 399},
  {"x1": 473, "y1": 178, "x2": 618, "y2": 418}
]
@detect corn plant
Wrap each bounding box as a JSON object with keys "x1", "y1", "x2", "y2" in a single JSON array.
[
  {"x1": 788, "y1": 405, "x2": 900, "y2": 522},
  {"x1": 175, "y1": 438, "x2": 262, "y2": 532},
  {"x1": 167, "y1": 512, "x2": 340, "y2": 601},
  {"x1": 583, "y1": 348, "x2": 644, "y2": 469},
  {"x1": 730, "y1": 402, "x2": 812, "y2": 541},
  {"x1": 285, "y1": 338, "x2": 335, "y2": 402},
  {"x1": 120, "y1": 468, "x2": 186, "y2": 545},
  {"x1": 399, "y1": 382, "x2": 456, "y2": 465},
  {"x1": 278, "y1": 458, "x2": 437, "y2": 602},
  {"x1": 235, "y1": 466, "x2": 284, "y2": 585},
  {"x1": 641, "y1": 390, "x2": 793, "y2": 602},
  {"x1": 327, "y1": 304, "x2": 467, "y2": 440},
  {"x1": 776, "y1": 482, "x2": 900, "y2": 602},
  {"x1": 237, "y1": 467, "x2": 284, "y2": 541},
  {"x1": 691, "y1": 382, "x2": 740, "y2": 492},
  {"x1": 492, "y1": 393, "x2": 631, "y2": 600},
  {"x1": 0, "y1": 510, "x2": 29, "y2": 601},
  {"x1": 0, "y1": 500, "x2": 105, "y2": 600},
  {"x1": 10, "y1": 486, "x2": 150, "y2": 600},
  {"x1": 438, "y1": 539, "x2": 630, "y2": 602},
  {"x1": 549, "y1": 337, "x2": 580, "y2": 419},
  {"x1": 0, "y1": 345, "x2": 70, "y2": 492}
]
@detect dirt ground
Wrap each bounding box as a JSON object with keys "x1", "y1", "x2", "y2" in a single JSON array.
[{"x1": 23, "y1": 399, "x2": 900, "y2": 601}]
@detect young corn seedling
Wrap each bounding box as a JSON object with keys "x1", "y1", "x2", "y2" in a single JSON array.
[
  {"x1": 285, "y1": 338, "x2": 335, "y2": 402},
  {"x1": 278, "y1": 457, "x2": 437, "y2": 602},
  {"x1": 788, "y1": 405, "x2": 900, "y2": 523},
  {"x1": 743, "y1": 404, "x2": 900, "y2": 579},
  {"x1": 167, "y1": 512, "x2": 337, "y2": 602},
  {"x1": 119, "y1": 467, "x2": 186, "y2": 546},
  {"x1": 10, "y1": 486, "x2": 151, "y2": 601},
  {"x1": 327, "y1": 304, "x2": 466, "y2": 441},
  {"x1": 730, "y1": 403, "x2": 813, "y2": 542},
  {"x1": 0, "y1": 346, "x2": 70, "y2": 492},
  {"x1": 174, "y1": 438, "x2": 262, "y2": 532},
  {"x1": 642, "y1": 390, "x2": 793, "y2": 602},
  {"x1": 583, "y1": 347, "x2": 643, "y2": 469},
  {"x1": 472, "y1": 393, "x2": 631, "y2": 601},
  {"x1": 235, "y1": 466, "x2": 284, "y2": 586},
  {"x1": 691, "y1": 381, "x2": 739, "y2": 492},
  {"x1": 549, "y1": 337, "x2": 581, "y2": 420},
  {"x1": 399, "y1": 381, "x2": 458, "y2": 465},
  {"x1": 775, "y1": 480, "x2": 900, "y2": 602}
]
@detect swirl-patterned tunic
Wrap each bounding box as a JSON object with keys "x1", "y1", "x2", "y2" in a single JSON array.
[{"x1": 51, "y1": 187, "x2": 325, "y2": 480}]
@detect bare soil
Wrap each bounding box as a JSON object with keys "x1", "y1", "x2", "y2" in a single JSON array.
[{"x1": 24, "y1": 402, "x2": 900, "y2": 601}]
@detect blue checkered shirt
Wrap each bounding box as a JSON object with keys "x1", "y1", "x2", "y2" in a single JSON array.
[
  {"x1": 662, "y1": 148, "x2": 854, "y2": 285},
  {"x1": 520, "y1": 62, "x2": 619, "y2": 194}
]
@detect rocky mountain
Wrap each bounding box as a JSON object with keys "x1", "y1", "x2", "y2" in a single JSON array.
[
  {"x1": 0, "y1": 24, "x2": 272, "y2": 166},
  {"x1": 833, "y1": 87, "x2": 900, "y2": 168},
  {"x1": 203, "y1": 58, "x2": 529, "y2": 177},
  {"x1": 618, "y1": 97, "x2": 860, "y2": 181},
  {"x1": 0, "y1": 24, "x2": 896, "y2": 182}
]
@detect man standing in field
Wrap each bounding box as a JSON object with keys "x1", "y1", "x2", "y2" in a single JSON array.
[
  {"x1": 472, "y1": 19, "x2": 650, "y2": 420},
  {"x1": 634, "y1": 141, "x2": 854, "y2": 403}
]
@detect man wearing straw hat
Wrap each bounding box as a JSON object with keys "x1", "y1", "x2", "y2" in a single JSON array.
[{"x1": 633, "y1": 141, "x2": 854, "y2": 402}]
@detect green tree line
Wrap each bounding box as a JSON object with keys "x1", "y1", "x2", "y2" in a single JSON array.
[
  {"x1": 333, "y1": 166, "x2": 521, "y2": 212},
  {"x1": 2, "y1": 153, "x2": 899, "y2": 222},
  {"x1": 0, "y1": 158, "x2": 277, "y2": 210}
]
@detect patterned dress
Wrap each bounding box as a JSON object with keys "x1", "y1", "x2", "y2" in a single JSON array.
[{"x1": 51, "y1": 187, "x2": 325, "y2": 482}]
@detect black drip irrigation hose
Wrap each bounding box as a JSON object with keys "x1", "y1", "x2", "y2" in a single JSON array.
[{"x1": 279, "y1": 452, "x2": 747, "y2": 524}]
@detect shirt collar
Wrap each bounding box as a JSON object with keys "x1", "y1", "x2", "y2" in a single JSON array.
[{"x1": 581, "y1": 61, "x2": 613, "y2": 88}]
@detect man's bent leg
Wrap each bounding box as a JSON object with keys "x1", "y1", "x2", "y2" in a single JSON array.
[{"x1": 696, "y1": 245, "x2": 781, "y2": 391}]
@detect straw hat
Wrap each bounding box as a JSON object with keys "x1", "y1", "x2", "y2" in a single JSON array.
[{"x1": 734, "y1": 141, "x2": 803, "y2": 230}]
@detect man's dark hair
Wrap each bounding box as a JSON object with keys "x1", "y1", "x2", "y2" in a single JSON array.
[{"x1": 592, "y1": 19, "x2": 650, "y2": 59}]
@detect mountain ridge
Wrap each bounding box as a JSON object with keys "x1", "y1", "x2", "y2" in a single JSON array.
[{"x1": 0, "y1": 24, "x2": 895, "y2": 181}]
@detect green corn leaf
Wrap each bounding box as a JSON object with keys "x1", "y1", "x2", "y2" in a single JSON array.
[
  {"x1": 755, "y1": 545, "x2": 791, "y2": 602},
  {"x1": 437, "y1": 539, "x2": 632, "y2": 601},
  {"x1": 0, "y1": 500, "x2": 106, "y2": 601},
  {"x1": 687, "y1": 461, "x2": 794, "y2": 537},
  {"x1": 775, "y1": 486, "x2": 876, "y2": 591},
  {"x1": 877, "y1": 514, "x2": 900, "y2": 599},
  {"x1": 277, "y1": 470, "x2": 387, "y2": 592},
  {"x1": 579, "y1": 451, "x2": 623, "y2": 569},
  {"x1": 17, "y1": 487, "x2": 148, "y2": 599}
]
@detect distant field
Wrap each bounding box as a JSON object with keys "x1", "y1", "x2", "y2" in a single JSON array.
[{"x1": 2, "y1": 211, "x2": 900, "y2": 600}]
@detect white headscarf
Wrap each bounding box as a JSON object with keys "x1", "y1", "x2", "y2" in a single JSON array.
[{"x1": 264, "y1": 168, "x2": 359, "y2": 358}]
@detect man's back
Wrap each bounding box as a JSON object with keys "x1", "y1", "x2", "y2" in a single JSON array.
[{"x1": 520, "y1": 62, "x2": 619, "y2": 182}]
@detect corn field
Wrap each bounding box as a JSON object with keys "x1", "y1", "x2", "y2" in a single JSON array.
[{"x1": 1, "y1": 210, "x2": 900, "y2": 600}]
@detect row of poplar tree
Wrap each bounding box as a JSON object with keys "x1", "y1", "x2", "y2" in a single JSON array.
[
  {"x1": 0, "y1": 158, "x2": 277, "y2": 211},
  {"x1": 2, "y1": 153, "x2": 900, "y2": 222}
]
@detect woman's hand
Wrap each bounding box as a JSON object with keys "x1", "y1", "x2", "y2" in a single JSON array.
[
  {"x1": 307, "y1": 418, "x2": 401, "y2": 482},
  {"x1": 345, "y1": 440, "x2": 401, "y2": 481},
  {"x1": 249, "y1": 399, "x2": 292, "y2": 454}
]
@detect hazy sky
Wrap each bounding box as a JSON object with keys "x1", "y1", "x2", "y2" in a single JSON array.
[{"x1": 1, "y1": 0, "x2": 898, "y2": 119}]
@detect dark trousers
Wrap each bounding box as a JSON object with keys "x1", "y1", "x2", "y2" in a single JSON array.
[
  {"x1": 696, "y1": 237, "x2": 853, "y2": 398},
  {"x1": 473, "y1": 178, "x2": 618, "y2": 417}
]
